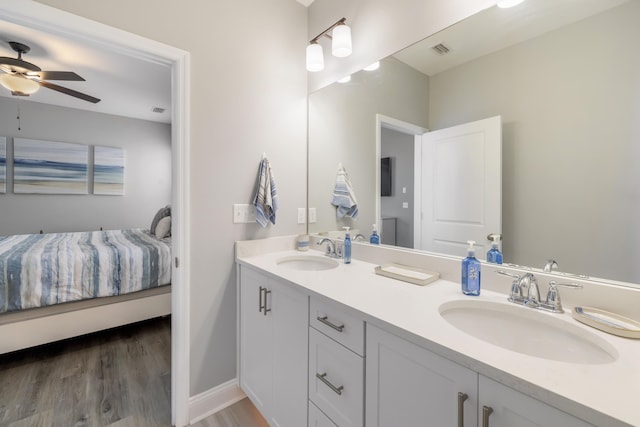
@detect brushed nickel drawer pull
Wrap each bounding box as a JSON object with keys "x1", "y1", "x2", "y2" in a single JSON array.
[
  {"x1": 258, "y1": 286, "x2": 266, "y2": 313},
  {"x1": 457, "y1": 392, "x2": 468, "y2": 427},
  {"x1": 316, "y1": 372, "x2": 344, "y2": 395},
  {"x1": 482, "y1": 405, "x2": 493, "y2": 427},
  {"x1": 264, "y1": 289, "x2": 271, "y2": 315},
  {"x1": 317, "y1": 316, "x2": 345, "y2": 332}
]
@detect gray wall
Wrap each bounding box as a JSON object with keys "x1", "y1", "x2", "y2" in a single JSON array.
[
  {"x1": 380, "y1": 127, "x2": 414, "y2": 248},
  {"x1": 428, "y1": 2, "x2": 640, "y2": 281},
  {"x1": 0, "y1": 98, "x2": 171, "y2": 235},
  {"x1": 36, "y1": 0, "x2": 308, "y2": 397},
  {"x1": 309, "y1": 57, "x2": 429, "y2": 236}
]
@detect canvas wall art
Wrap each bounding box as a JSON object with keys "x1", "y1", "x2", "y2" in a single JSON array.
[
  {"x1": 93, "y1": 145, "x2": 125, "y2": 195},
  {"x1": 0, "y1": 137, "x2": 6, "y2": 194},
  {"x1": 13, "y1": 138, "x2": 89, "y2": 194}
]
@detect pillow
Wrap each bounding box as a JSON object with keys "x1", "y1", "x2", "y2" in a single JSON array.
[
  {"x1": 155, "y1": 216, "x2": 171, "y2": 239},
  {"x1": 150, "y1": 205, "x2": 171, "y2": 235}
]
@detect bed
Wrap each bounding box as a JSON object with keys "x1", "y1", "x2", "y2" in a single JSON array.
[{"x1": 0, "y1": 228, "x2": 172, "y2": 354}]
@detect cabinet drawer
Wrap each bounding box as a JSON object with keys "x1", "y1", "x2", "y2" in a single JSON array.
[
  {"x1": 309, "y1": 328, "x2": 364, "y2": 427},
  {"x1": 309, "y1": 401, "x2": 338, "y2": 427},
  {"x1": 310, "y1": 297, "x2": 365, "y2": 356}
]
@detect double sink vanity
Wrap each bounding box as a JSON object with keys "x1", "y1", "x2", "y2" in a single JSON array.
[{"x1": 236, "y1": 235, "x2": 640, "y2": 427}]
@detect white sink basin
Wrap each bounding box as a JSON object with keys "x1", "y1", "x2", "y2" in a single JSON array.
[
  {"x1": 439, "y1": 300, "x2": 618, "y2": 364},
  {"x1": 276, "y1": 255, "x2": 339, "y2": 271}
]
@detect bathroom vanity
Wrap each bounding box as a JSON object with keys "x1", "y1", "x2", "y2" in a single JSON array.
[{"x1": 236, "y1": 236, "x2": 640, "y2": 427}]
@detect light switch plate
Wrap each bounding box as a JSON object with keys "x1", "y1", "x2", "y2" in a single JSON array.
[
  {"x1": 297, "y1": 208, "x2": 306, "y2": 224},
  {"x1": 402, "y1": 202, "x2": 409, "y2": 209},
  {"x1": 233, "y1": 204, "x2": 256, "y2": 223},
  {"x1": 309, "y1": 207, "x2": 317, "y2": 223}
]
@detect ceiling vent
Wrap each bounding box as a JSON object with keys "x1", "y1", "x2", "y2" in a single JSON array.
[
  {"x1": 152, "y1": 106, "x2": 166, "y2": 114},
  {"x1": 431, "y1": 43, "x2": 451, "y2": 55}
]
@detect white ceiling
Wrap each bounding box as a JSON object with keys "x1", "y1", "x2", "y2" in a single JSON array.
[
  {"x1": 0, "y1": 19, "x2": 171, "y2": 124},
  {"x1": 393, "y1": 0, "x2": 627, "y2": 77}
]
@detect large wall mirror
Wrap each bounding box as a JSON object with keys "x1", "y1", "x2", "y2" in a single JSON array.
[{"x1": 308, "y1": 0, "x2": 640, "y2": 286}]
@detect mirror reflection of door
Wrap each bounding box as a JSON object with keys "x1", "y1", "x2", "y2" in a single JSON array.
[{"x1": 416, "y1": 115, "x2": 502, "y2": 257}]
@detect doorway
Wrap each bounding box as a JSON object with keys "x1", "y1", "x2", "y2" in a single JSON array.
[{"x1": 0, "y1": 3, "x2": 191, "y2": 426}]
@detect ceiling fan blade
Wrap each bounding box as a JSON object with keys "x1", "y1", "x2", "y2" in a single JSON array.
[
  {"x1": 36, "y1": 71, "x2": 85, "y2": 81},
  {"x1": 0, "y1": 56, "x2": 41, "y2": 73},
  {"x1": 38, "y1": 81, "x2": 101, "y2": 104}
]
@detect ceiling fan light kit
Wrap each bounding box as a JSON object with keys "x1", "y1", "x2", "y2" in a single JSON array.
[
  {"x1": 0, "y1": 41, "x2": 100, "y2": 103},
  {"x1": 0, "y1": 73, "x2": 40, "y2": 95}
]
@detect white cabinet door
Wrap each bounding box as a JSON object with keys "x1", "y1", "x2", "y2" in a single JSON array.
[
  {"x1": 366, "y1": 324, "x2": 478, "y2": 427},
  {"x1": 238, "y1": 266, "x2": 308, "y2": 427},
  {"x1": 239, "y1": 267, "x2": 273, "y2": 417},
  {"x1": 479, "y1": 376, "x2": 593, "y2": 427},
  {"x1": 270, "y1": 277, "x2": 309, "y2": 427}
]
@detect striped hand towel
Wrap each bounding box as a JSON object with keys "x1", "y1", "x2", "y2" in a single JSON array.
[
  {"x1": 252, "y1": 157, "x2": 278, "y2": 227},
  {"x1": 331, "y1": 165, "x2": 358, "y2": 219}
]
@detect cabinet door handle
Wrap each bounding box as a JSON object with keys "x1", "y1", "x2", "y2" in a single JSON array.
[
  {"x1": 317, "y1": 316, "x2": 345, "y2": 332},
  {"x1": 264, "y1": 289, "x2": 271, "y2": 315},
  {"x1": 457, "y1": 392, "x2": 468, "y2": 427},
  {"x1": 482, "y1": 405, "x2": 493, "y2": 427},
  {"x1": 259, "y1": 286, "x2": 266, "y2": 314},
  {"x1": 316, "y1": 372, "x2": 344, "y2": 395}
]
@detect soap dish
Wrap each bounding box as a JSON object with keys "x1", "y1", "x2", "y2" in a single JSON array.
[
  {"x1": 572, "y1": 307, "x2": 640, "y2": 339},
  {"x1": 374, "y1": 263, "x2": 440, "y2": 286}
]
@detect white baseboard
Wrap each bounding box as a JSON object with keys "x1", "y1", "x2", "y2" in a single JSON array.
[{"x1": 189, "y1": 378, "x2": 246, "y2": 425}]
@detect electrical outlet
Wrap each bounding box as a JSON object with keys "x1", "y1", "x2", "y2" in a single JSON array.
[
  {"x1": 297, "y1": 208, "x2": 306, "y2": 224},
  {"x1": 309, "y1": 207, "x2": 317, "y2": 223},
  {"x1": 233, "y1": 204, "x2": 256, "y2": 223}
]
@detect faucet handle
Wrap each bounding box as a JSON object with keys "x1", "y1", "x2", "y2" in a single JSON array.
[
  {"x1": 496, "y1": 270, "x2": 525, "y2": 303},
  {"x1": 542, "y1": 281, "x2": 582, "y2": 313}
]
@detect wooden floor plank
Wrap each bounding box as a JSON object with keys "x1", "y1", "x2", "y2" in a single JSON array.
[{"x1": 0, "y1": 316, "x2": 171, "y2": 427}]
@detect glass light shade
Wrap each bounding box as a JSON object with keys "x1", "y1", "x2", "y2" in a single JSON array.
[
  {"x1": 497, "y1": 0, "x2": 525, "y2": 8},
  {"x1": 364, "y1": 61, "x2": 380, "y2": 71},
  {"x1": 306, "y1": 43, "x2": 324, "y2": 72},
  {"x1": 337, "y1": 75, "x2": 351, "y2": 83},
  {"x1": 0, "y1": 73, "x2": 40, "y2": 94},
  {"x1": 332, "y1": 24, "x2": 352, "y2": 58}
]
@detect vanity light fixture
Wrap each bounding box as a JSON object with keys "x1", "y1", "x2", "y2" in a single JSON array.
[
  {"x1": 363, "y1": 61, "x2": 380, "y2": 71},
  {"x1": 337, "y1": 75, "x2": 351, "y2": 83},
  {"x1": 306, "y1": 17, "x2": 352, "y2": 72},
  {"x1": 0, "y1": 73, "x2": 40, "y2": 95},
  {"x1": 496, "y1": 0, "x2": 525, "y2": 8}
]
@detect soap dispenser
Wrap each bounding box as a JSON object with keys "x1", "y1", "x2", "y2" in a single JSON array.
[
  {"x1": 462, "y1": 240, "x2": 481, "y2": 296},
  {"x1": 369, "y1": 224, "x2": 380, "y2": 245},
  {"x1": 343, "y1": 227, "x2": 352, "y2": 264},
  {"x1": 486, "y1": 234, "x2": 503, "y2": 264}
]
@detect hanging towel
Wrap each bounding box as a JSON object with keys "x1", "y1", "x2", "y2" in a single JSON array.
[
  {"x1": 331, "y1": 165, "x2": 358, "y2": 219},
  {"x1": 252, "y1": 157, "x2": 278, "y2": 227}
]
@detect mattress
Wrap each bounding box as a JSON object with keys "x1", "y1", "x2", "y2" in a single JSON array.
[{"x1": 0, "y1": 229, "x2": 171, "y2": 314}]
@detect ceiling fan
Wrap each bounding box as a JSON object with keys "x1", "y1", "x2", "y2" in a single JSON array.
[{"x1": 0, "y1": 41, "x2": 100, "y2": 104}]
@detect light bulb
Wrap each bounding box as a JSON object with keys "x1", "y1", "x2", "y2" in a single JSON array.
[
  {"x1": 364, "y1": 61, "x2": 380, "y2": 71},
  {"x1": 306, "y1": 43, "x2": 324, "y2": 72},
  {"x1": 497, "y1": 0, "x2": 525, "y2": 8},
  {"x1": 0, "y1": 73, "x2": 40, "y2": 95},
  {"x1": 332, "y1": 24, "x2": 352, "y2": 58}
]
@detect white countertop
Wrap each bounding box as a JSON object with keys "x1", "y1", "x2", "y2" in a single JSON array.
[{"x1": 236, "y1": 247, "x2": 640, "y2": 427}]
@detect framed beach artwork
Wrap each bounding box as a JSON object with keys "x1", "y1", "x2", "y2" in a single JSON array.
[
  {"x1": 13, "y1": 138, "x2": 89, "y2": 194},
  {"x1": 0, "y1": 137, "x2": 6, "y2": 194},
  {"x1": 93, "y1": 145, "x2": 125, "y2": 195}
]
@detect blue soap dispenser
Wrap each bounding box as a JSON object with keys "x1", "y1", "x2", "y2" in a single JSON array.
[
  {"x1": 486, "y1": 234, "x2": 503, "y2": 265},
  {"x1": 462, "y1": 240, "x2": 481, "y2": 296},
  {"x1": 343, "y1": 227, "x2": 352, "y2": 264},
  {"x1": 369, "y1": 224, "x2": 380, "y2": 245}
]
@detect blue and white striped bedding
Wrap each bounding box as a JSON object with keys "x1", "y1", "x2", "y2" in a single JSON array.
[{"x1": 0, "y1": 229, "x2": 171, "y2": 314}]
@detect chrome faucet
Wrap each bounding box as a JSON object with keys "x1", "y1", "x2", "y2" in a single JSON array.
[
  {"x1": 497, "y1": 271, "x2": 581, "y2": 313},
  {"x1": 543, "y1": 259, "x2": 558, "y2": 272},
  {"x1": 354, "y1": 233, "x2": 367, "y2": 242},
  {"x1": 318, "y1": 238, "x2": 339, "y2": 258}
]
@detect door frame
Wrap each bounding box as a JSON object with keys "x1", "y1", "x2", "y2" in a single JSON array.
[
  {"x1": 0, "y1": 2, "x2": 191, "y2": 426},
  {"x1": 375, "y1": 114, "x2": 427, "y2": 247}
]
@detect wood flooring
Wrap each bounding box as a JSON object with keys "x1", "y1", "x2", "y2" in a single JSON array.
[
  {"x1": 0, "y1": 316, "x2": 171, "y2": 427},
  {"x1": 192, "y1": 398, "x2": 269, "y2": 427}
]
